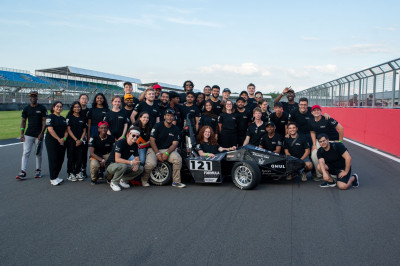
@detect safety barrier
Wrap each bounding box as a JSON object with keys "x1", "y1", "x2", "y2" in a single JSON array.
[{"x1": 323, "y1": 107, "x2": 400, "y2": 157}]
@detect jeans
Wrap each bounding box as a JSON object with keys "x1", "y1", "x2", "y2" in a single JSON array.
[{"x1": 138, "y1": 148, "x2": 147, "y2": 166}]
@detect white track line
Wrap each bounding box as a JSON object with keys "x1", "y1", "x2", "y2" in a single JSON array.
[
  {"x1": 0, "y1": 142, "x2": 23, "y2": 147},
  {"x1": 344, "y1": 138, "x2": 400, "y2": 164}
]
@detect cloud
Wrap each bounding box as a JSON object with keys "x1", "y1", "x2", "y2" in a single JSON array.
[
  {"x1": 374, "y1": 26, "x2": 397, "y2": 31},
  {"x1": 199, "y1": 63, "x2": 271, "y2": 76},
  {"x1": 332, "y1": 43, "x2": 395, "y2": 55},
  {"x1": 301, "y1": 36, "x2": 320, "y2": 41},
  {"x1": 165, "y1": 17, "x2": 223, "y2": 28}
]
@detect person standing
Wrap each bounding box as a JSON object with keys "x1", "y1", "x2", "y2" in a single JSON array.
[
  {"x1": 87, "y1": 93, "x2": 109, "y2": 140},
  {"x1": 210, "y1": 85, "x2": 223, "y2": 116},
  {"x1": 199, "y1": 100, "x2": 219, "y2": 139},
  {"x1": 122, "y1": 94, "x2": 135, "y2": 128},
  {"x1": 258, "y1": 99, "x2": 271, "y2": 122},
  {"x1": 274, "y1": 87, "x2": 299, "y2": 114},
  {"x1": 131, "y1": 88, "x2": 160, "y2": 126},
  {"x1": 179, "y1": 80, "x2": 194, "y2": 104},
  {"x1": 203, "y1": 85, "x2": 211, "y2": 101},
  {"x1": 66, "y1": 102, "x2": 87, "y2": 182},
  {"x1": 17, "y1": 91, "x2": 47, "y2": 180},
  {"x1": 181, "y1": 91, "x2": 200, "y2": 132},
  {"x1": 218, "y1": 100, "x2": 238, "y2": 148},
  {"x1": 235, "y1": 97, "x2": 251, "y2": 146},
  {"x1": 269, "y1": 102, "x2": 289, "y2": 137},
  {"x1": 104, "y1": 96, "x2": 128, "y2": 141},
  {"x1": 78, "y1": 93, "x2": 89, "y2": 179},
  {"x1": 242, "y1": 107, "x2": 267, "y2": 147},
  {"x1": 246, "y1": 83, "x2": 258, "y2": 109},
  {"x1": 45, "y1": 101, "x2": 68, "y2": 186}
]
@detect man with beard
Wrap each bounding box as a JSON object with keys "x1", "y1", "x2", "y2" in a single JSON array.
[
  {"x1": 158, "y1": 91, "x2": 171, "y2": 122},
  {"x1": 210, "y1": 85, "x2": 223, "y2": 116},
  {"x1": 142, "y1": 109, "x2": 186, "y2": 188},
  {"x1": 235, "y1": 97, "x2": 251, "y2": 146},
  {"x1": 122, "y1": 94, "x2": 135, "y2": 128},
  {"x1": 131, "y1": 88, "x2": 160, "y2": 126},
  {"x1": 17, "y1": 91, "x2": 47, "y2": 180},
  {"x1": 169, "y1": 91, "x2": 183, "y2": 130},
  {"x1": 203, "y1": 85, "x2": 211, "y2": 101},
  {"x1": 274, "y1": 87, "x2": 299, "y2": 114},
  {"x1": 139, "y1": 84, "x2": 162, "y2": 105},
  {"x1": 179, "y1": 80, "x2": 194, "y2": 104},
  {"x1": 259, "y1": 121, "x2": 282, "y2": 154},
  {"x1": 122, "y1": 82, "x2": 139, "y2": 108},
  {"x1": 284, "y1": 122, "x2": 313, "y2": 181},
  {"x1": 182, "y1": 91, "x2": 200, "y2": 132}
]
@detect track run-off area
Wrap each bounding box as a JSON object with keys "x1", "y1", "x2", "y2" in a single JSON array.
[{"x1": 1, "y1": 138, "x2": 399, "y2": 265}]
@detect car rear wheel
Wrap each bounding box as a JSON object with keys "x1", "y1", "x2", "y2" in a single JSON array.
[
  {"x1": 231, "y1": 160, "x2": 261, "y2": 190},
  {"x1": 150, "y1": 161, "x2": 172, "y2": 186}
]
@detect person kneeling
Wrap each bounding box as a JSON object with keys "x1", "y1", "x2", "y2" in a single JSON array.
[
  {"x1": 105, "y1": 127, "x2": 144, "y2": 191},
  {"x1": 196, "y1": 126, "x2": 236, "y2": 157},
  {"x1": 316, "y1": 133, "x2": 359, "y2": 190},
  {"x1": 142, "y1": 108, "x2": 186, "y2": 188}
]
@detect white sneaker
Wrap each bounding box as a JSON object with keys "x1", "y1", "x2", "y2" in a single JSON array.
[
  {"x1": 110, "y1": 182, "x2": 121, "y2": 191},
  {"x1": 76, "y1": 172, "x2": 84, "y2": 181},
  {"x1": 50, "y1": 179, "x2": 59, "y2": 186},
  {"x1": 56, "y1": 177, "x2": 64, "y2": 184},
  {"x1": 119, "y1": 180, "x2": 130, "y2": 189},
  {"x1": 67, "y1": 174, "x2": 77, "y2": 182}
]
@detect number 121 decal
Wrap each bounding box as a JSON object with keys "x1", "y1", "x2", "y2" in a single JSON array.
[{"x1": 189, "y1": 160, "x2": 213, "y2": 171}]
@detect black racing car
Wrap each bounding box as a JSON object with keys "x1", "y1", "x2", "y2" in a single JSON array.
[{"x1": 149, "y1": 115, "x2": 305, "y2": 190}]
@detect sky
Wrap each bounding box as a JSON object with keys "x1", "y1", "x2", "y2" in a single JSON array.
[{"x1": 0, "y1": 0, "x2": 399, "y2": 93}]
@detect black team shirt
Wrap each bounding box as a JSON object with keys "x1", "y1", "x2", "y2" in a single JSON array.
[
  {"x1": 281, "y1": 102, "x2": 299, "y2": 114},
  {"x1": 210, "y1": 99, "x2": 223, "y2": 116},
  {"x1": 317, "y1": 142, "x2": 348, "y2": 172},
  {"x1": 308, "y1": 116, "x2": 339, "y2": 141},
  {"x1": 134, "y1": 101, "x2": 160, "y2": 126},
  {"x1": 246, "y1": 122, "x2": 267, "y2": 146},
  {"x1": 89, "y1": 135, "x2": 114, "y2": 157},
  {"x1": 88, "y1": 107, "x2": 108, "y2": 127},
  {"x1": 283, "y1": 134, "x2": 310, "y2": 159},
  {"x1": 218, "y1": 112, "x2": 237, "y2": 132},
  {"x1": 107, "y1": 139, "x2": 139, "y2": 166},
  {"x1": 259, "y1": 133, "x2": 283, "y2": 152},
  {"x1": 269, "y1": 112, "x2": 289, "y2": 136},
  {"x1": 289, "y1": 107, "x2": 313, "y2": 134},
  {"x1": 199, "y1": 113, "x2": 218, "y2": 133},
  {"x1": 195, "y1": 142, "x2": 220, "y2": 154},
  {"x1": 104, "y1": 110, "x2": 129, "y2": 138},
  {"x1": 45, "y1": 114, "x2": 67, "y2": 140},
  {"x1": 66, "y1": 114, "x2": 86, "y2": 140},
  {"x1": 235, "y1": 109, "x2": 251, "y2": 137},
  {"x1": 21, "y1": 104, "x2": 47, "y2": 137},
  {"x1": 150, "y1": 122, "x2": 180, "y2": 149}
]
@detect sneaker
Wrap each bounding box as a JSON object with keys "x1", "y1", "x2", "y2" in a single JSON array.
[
  {"x1": 172, "y1": 182, "x2": 186, "y2": 188},
  {"x1": 81, "y1": 170, "x2": 87, "y2": 179},
  {"x1": 16, "y1": 171, "x2": 27, "y2": 180},
  {"x1": 76, "y1": 172, "x2": 84, "y2": 181},
  {"x1": 119, "y1": 180, "x2": 131, "y2": 189},
  {"x1": 56, "y1": 177, "x2": 64, "y2": 184},
  {"x1": 67, "y1": 173, "x2": 77, "y2": 182},
  {"x1": 91, "y1": 180, "x2": 97, "y2": 185},
  {"x1": 50, "y1": 179, "x2": 60, "y2": 186},
  {"x1": 320, "y1": 181, "x2": 336, "y2": 188},
  {"x1": 142, "y1": 182, "x2": 150, "y2": 187},
  {"x1": 34, "y1": 169, "x2": 42, "y2": 178},
  {"x1": 110, "y1": 182, "x2": 121, "y2": 191},
  {"x1": 301, "y1": 171, "x2": 308, "y2": 182},
  {"x1": 352, "y1": 174, "x2": 359, "y2": 187}
]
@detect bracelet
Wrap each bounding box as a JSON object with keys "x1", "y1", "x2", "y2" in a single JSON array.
[
  {"x1": 101, "y1": 159, "x2": 105, "y2": 163},
  {"x1": 156, "y1": 152, "x2": 161, "y2": 156},
  {"x1": 206, "y1": 153, "x2": 209, "y2": 157},
  {"x1": 130, "y1": 160, "x2": 133, "y2": 166},
  {"x1": 80, "y1": 138, "x2": 83, "y2": 141},
  {"x1": 339, "y1": 140, "x2": 342, "y2": 142},
  {"x1": 122, "y1": 135, "x2": 126, "y2": 139},
  {"x1": 21, "y1": 128, "x2": 25, "y2": 130},
  {"x1": 165, "y1": 151, "x2": 170, "y2": 156},
  {"x1": 63, "y1": 137, "x2": 67, "y2": 141}
]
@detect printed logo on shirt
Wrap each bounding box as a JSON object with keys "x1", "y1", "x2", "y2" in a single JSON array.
[
  {"x1": 36, "y1": 111, "x2": 42, "y2": 114},
  {"x1": 320, "y1": 126, "x2": 326, "y2": 128},
  {"x1": 105, "y1": 144, "x2": 110, "y2": 147},
  {"x1": 169, "y1": 133, "x2": 174, "y2": 137},
  {"x1": 153, "y1": 109, "x2": 157, "y2": 112},
  {"x1": 118, "y1": 116, "x2": 124, "y2": 119},
  {"x1": 46, "y1": 118, "x2": 51, "y2": 125}
]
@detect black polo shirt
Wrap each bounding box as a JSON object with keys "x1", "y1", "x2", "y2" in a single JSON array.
[
  {"x1": 150, "y1": 122, "x2": 180, "y2": 149},
  {"x1": 259, "y1": 133, "x2": 283, "y2": 152},
  {"x1": 22, "y1": 104, "x2": 47, "y2": 137},
  {"x1": 246, "y1": 122, "x2": 267, "y2": 146},
  {"x1": 284, "y1": 134, "x2": 309, "y2": 159},
  {"x1": 308, "y1": 116, "x2": 339, "y2": 141}
]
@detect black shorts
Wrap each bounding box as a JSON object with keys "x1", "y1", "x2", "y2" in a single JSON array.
[{"x1": 329, "y1": 167, "x2": 352, "y2": 183}]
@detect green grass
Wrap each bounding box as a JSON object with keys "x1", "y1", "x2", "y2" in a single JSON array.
[{"x1": 0, "y1": 110, "x2": 68, "y2": 140}]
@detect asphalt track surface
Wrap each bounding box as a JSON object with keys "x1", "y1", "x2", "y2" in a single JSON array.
[{"x1": 1, "y1": 139, "x2": 400, "y2": 266}]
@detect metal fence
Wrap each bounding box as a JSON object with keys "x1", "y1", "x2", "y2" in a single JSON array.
[{"x1": 296, "y1": 58, "x2": 400, "y2": 108}]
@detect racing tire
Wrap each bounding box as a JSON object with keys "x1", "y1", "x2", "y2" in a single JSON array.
[
  {"x1": 150, "y1": 161, "x2": 172, "y2": 186},
  {"x1": 231, "y1": 160, "x2": 261, "y2": 190}
]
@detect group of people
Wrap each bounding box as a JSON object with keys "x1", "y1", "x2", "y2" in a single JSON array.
[{"x1": 17, "y1": 81, "x2": 359, "y2": 191}]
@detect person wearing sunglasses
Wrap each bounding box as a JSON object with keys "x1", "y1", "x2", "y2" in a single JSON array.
[
  {"x1": 105, "y1": 127, "x2": 144, "y2": 191},
  {"x1": 274, "y1": 87, "x2": 299, "y2": 114}
]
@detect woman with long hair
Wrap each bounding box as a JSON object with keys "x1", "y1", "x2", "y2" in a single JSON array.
[
  {"x1": 258, "y1": 99, "x2": 271, "y2": 122},
  {"x1": 218, "y1": 100, "x2": 238, "y2": 148},
  {"x1": 66, "y1": 101, "x2": 87, "y2": 182},
  {"x1": 45, "y1": 101, "x2": 68, "y2": 186},
  {"x1": 104, "y1": 95, "x2": 128, "y2": 141},
  {"x1": 87, "y1": 93, "x2": 109, "y2": 140},
  {"x1": 195, "y1": 126, "x2": 235, "y2": 158},
  {"x1": 132, "y1": 112, "x2": 152, "y2": 166},
  {"x1": 198, "y1": 100, "x2": 218, "y2": 139}
]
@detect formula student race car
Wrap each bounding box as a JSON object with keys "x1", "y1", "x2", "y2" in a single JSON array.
[{"x1": 150, "y1": 115, "x2": 305, "y2": 190}]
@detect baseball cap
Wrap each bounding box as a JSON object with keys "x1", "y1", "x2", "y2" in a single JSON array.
[
  {"x1": 266, "y1": 121, "x2": 275, "y2": 127},
  {"x1": 287, "y1": 88, "x2": 295, "y2": 93},
  {"x1": 223, "y1": 88, "x2": 231, "y2": 93},
  {"x1": 236, "y1": 97, "x2": 246, "y2": 103},
  {"x1": 311, "y1": 105, "x2": 322, "y2": 111},
  {"x1": 29, "y1": 91, "x2": 38, "y2": 96},
  {"x1": 153, "y1": 84, "x2": 162, "y2": 90},
  {"x1": 124, "y1": 94, "x2": 133, "y2": 100},
  {"x1": 98, "y1": 121, "x2": 109, "y2": 128}
]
